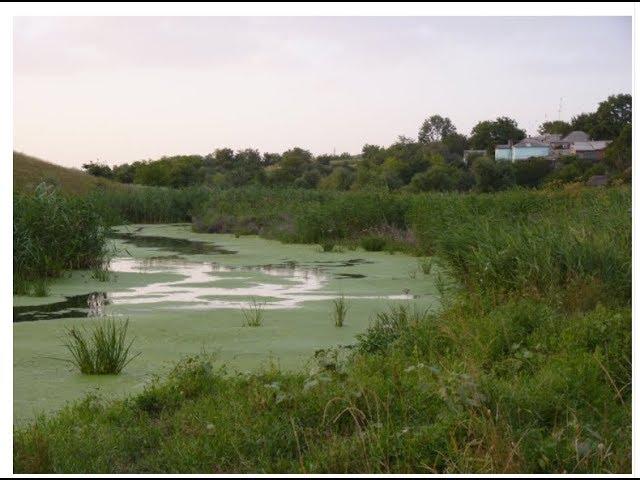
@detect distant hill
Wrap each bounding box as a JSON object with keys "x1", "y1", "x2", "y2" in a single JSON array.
[{"x1": 13, "y1": 152, "x2": 125, "y2": 195}]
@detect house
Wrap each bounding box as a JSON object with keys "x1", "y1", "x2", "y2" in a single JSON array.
[
  {"x1": 494, "y1": 130, "x2": 611, "y2": 162},
  {"x1": 495, "y1": 138, "x2": 550, "y2": 162},
  {"x1": 571, "y1": 141, "x2": 612, "y2": 161}
]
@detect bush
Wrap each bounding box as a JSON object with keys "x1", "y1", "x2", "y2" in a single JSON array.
[{"x1": 360, "y1": 235, "x2": 386, "y2": 251}]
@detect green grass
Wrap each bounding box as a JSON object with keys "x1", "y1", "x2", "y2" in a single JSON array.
[
  {"x1": 62, "y1": 318, "x2": 140, "y2": 375},
  {"x1": 13, "y1": 185, "x2": 631, "y2": 473},
  {"x1": 331, "y1": 294, "x2": 349, "y2": 327},
  {"x1": 241, "y1": 299, "x2": 265, "y2": 327},
  {"x1": 13, "y1": 184, "x2": 109, "y2": 294}
]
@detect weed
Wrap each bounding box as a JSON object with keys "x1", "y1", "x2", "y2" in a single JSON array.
[
  {"x1": 242, "y1": 298, "x2": 265, "y2": 327},
  {"x1": 332, "y1": 294, "x2": 349, "y2": 327},
  {"x1": 62, "y1": 318, "x2": 139, "y2": 374}
]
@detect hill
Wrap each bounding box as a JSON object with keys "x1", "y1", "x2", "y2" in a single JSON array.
[{"x1": 13, "y1": 151, "x2": 125, "y2": 196}]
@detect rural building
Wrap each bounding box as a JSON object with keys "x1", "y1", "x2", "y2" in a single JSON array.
[
  {"x1": 494, "y1": 130, "x2": 611, "y2": 162},
  {"x1": 495, "y1": 138, "x2": 550, "y2": 162},
  {"x1": 571, "y1": 141, "x2": 612, "y2": 161}
]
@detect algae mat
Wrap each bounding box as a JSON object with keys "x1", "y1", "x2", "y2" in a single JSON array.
[{"x1": 14, "y1": 224, "x2": 439, "y2": 424}]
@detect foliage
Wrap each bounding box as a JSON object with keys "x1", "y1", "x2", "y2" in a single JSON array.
[
  {"x1": 537, "y1": 120, "x2": 572, "y2": 136},
  {"x1": 241, "y1": 299, "x2": 265, "y2": 327},
  {"x1": 513, "y1": 158, "x2": 553, "y2": 188},
  {"x1": 418, "y1": 114, "x2": 457, "y2": 143},
  {"x1": 469, "y1": 117, "x2": 526, "y2": 152},
  {"x1": 471, "y1": 157, "x2": 515, "y2": 192},
  {"x1": 604, "y1": 124, "x2": 632, "y2": 172},
  {"x1": 63, "y1": 318, "x2": 139, "y2": 375},
  {"x1": 14, "y1": 186, "x2": 631, "y2": 474},
  {"x1": 13, "y1": 184, "x2": 108, "y2": 294},
  {"x1": 331, "y1": 294, "x2": 349, "y2": 327}
]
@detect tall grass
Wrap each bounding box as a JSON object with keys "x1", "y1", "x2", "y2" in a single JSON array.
[
  {"x1": 87, "y1": 185, "x2": 210, "y2": 225},
  {"x1": 241, "y1": 299, "x2": 264, "y2": 327},
  {"x1": 331, "y1": 294, "x2": 349, "y2": 327},
  {"x1": 63, "y1": 318, "x2": 139, "y2": 375},
  {"x1": 13, "y1": 184, "x2": 108, "y2": 295}
]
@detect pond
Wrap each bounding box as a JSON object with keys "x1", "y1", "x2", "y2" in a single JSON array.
[{"x1": 13, "y1": 224, "x2": 438, "y2": 424}]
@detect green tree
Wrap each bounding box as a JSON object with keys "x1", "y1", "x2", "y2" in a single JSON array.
[
  {"x1": 537, "y1": 120, "x2": 572, "y2": 136},
  {"x1": 410, "y1": 165, "x2": 458, "y2": 192},
  {"x1": 604, "y1": 124, "x2": 632, "y2": 172},
  {"x1": 469, "y1": 117, "x2": 526, "y2": 152},
  {"x1": 472, "y1": 156, "x2": 515, "y2": 192},
  {"x1": 513, "y1": 158, "x2": 553, "y2": 188},
  {"x1": 418, "y1": 115, "x2": 456, "y2": 143},
  {"x1": 318, "y1": 166, "x2": 355, "y2": 191},
  {"x1": 82, "y1": 162, "x2": 113, "y2": 179},
  {"x1": 571, "y1": 94, "x2": 632, "y2": 139}
]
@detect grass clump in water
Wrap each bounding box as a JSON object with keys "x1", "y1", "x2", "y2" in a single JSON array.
[
  {"x1": 241, "y1": 298, "x2": 265, "y2": 327},
  {"x1": 63, "y1": 318, "x2": 139, "y2": 375},
  {"x1": 331, "y1": 294, "x2": 349, "y2": 327}
]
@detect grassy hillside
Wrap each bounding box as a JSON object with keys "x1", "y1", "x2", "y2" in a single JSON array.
[{"x1": 13, "y1": 152, "x2": 125, "y2": 196}]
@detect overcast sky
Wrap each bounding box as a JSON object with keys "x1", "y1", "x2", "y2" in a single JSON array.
[{"x1": 13, "y1": 16, "x2": 631, "y2": 168}]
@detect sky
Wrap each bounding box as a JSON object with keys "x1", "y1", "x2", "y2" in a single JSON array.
[{"x1": 13, "y1": 16, "x2": 631, "y2": 168}]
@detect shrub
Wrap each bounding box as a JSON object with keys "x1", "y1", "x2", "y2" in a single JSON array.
[{"x1": 360, "y1": 235, "x2": 386, "y2": 251}]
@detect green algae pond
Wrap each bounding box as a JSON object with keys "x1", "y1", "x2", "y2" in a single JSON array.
[{"x1": 13, "y1": 224, "x2": 439, "y2": 425}]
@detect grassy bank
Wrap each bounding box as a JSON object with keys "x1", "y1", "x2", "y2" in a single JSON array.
[{"x1": 14, "y1": 186, "x2": 631, "y2": 473}]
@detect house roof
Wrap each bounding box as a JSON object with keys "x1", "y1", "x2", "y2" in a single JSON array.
[
  {"x1": 495, "y1": 145, "x2": 511, "y2": 149},
  {"x1": 562, "y1": 131, "x2": 590, "y2": 142},
  {"x1": 572, "y1": 141, "x2": 611, "y2": 151},
  {"x1": 515, "y1": 138, "x2": 549, "y2": 147},
  {"x1": 536, "y1": 133, "x2": 563, "y2": 143}
]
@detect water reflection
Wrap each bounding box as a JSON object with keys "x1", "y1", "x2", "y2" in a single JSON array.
[
  {"x1": 14, "y1": 256, "x2": 415, "y2": 321},
  {"x1": 13, "y1": 292, "x2": 109, "y2": 323}
]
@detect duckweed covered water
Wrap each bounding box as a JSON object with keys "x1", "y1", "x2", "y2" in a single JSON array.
[{"x1": 13, "y1": 224, "x2": 438, "y2": 424}]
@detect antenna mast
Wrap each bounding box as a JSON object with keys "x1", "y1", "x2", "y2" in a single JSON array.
[{"x1": 558, "y1": 97, "x2": 563, "y2": 121}]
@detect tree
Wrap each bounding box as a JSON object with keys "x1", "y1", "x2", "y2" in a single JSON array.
[
  {"x1": 418, "y1": 115, "x2": 456, "y2": 144},
  {"x1": 571, "y1": 93, "x2": 632, "y2": 139},
  {"x1": 82, "y1": 161, "x2": 113, "y2": 179},
  {"x1": 469, "y1": 117, "x2": 526, "y2": 152},
  {"x1": 318, "y1": 166, "x2": 355, "y2": 191},
  {"x1": 271, "y1": 147, "x2": 313, "y2": 185},
  {"x1": 442, "y1": 132, "x2": 468, "y2": 156},
  {"x1": 537, "y1": 120, "x2": 572, "y2": 136},
  {"x1": 472, "y1": 157, "x2": 515, "y2": 192},
  {"x1": 410, "y1": 165, "x2": 458, "y2": 192},
  {"x1": 604, "y1": 124, "x2": 632, "y2": 171},
  {"x1": 513, "y1": 158, "x2": 553, "y2": 188}
]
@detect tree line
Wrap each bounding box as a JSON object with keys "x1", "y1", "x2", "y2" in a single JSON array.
[{"x1": 83, "y1": 93, "x2": 631, "y2": 192}]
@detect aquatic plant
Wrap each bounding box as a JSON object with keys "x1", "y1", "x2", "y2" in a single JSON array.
[
  {"x1": 13, "y1": 184, "x2": 108, "y2": 295},
  {"x1": 62, "y1": 318, "x2": 139, "y2": 375},
  {"x1": 241, "y1": 299, "x2": 265, "y2": 327},
  {"x1": 331, "y1": 294, "x2": 349, "y2": 327}
]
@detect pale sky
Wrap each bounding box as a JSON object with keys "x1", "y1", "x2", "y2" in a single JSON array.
[{"x1": 13, "y1": 16, "x2": 631, "y2": 168}]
